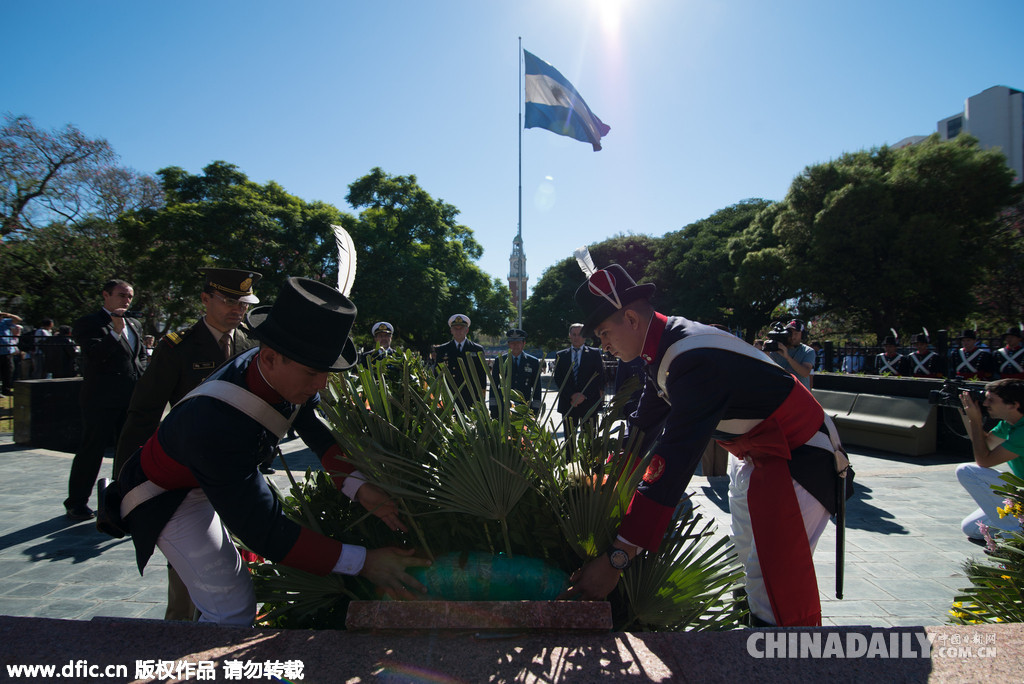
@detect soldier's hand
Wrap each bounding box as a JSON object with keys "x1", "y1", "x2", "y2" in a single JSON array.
[
  {"x1": 356, "y1": 483, "x2": 408, "y2": 533},
  {"x1": 360, "y1": 547, "x2": 430, "y2": 600},
  {"x1": 558, "y1": 555, "x2": 621, "y2": 601}
]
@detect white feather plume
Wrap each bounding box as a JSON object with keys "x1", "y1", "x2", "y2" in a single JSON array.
[
  {"x1": 922, "y1": 326, "x2": 929, "y2": 339},
  {"x1": 332, "y1": 224, "x2": 357, "y2": 297},
  {"x1": 890, "y1": 327, "x2": 898, "y2": 340},
  {"x1": 574, "y1": 245, "x2": 598, "y2": 277}
]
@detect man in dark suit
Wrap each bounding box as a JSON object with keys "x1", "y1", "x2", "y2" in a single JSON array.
[
  {"x1": 489, "y1": 328, "x2": 543, "y2": 418},
  {"x1": 65, "y1": 279, "x2": 146, "y2": 520},
  {"x1": 553, "y1": 323, "x2": 605, "y2": 448},
  {"x1": 435, "y1": 313, "x2": 488, "y2": 411}
]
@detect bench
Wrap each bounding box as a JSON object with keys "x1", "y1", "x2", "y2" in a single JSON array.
[{"x1": 812, "y1": 389, "x2": 937, "y2": 456}]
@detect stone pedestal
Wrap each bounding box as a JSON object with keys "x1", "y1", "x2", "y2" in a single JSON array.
[
  {"x1": 345, "y1": 601, "x2": 611, "y2": 632},
  {"x1": 13, "y1": 378, "x2": 82, "y2": 453}
]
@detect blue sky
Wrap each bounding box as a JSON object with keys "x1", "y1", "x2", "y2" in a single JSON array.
[{"x1": 4, "y1": 1, "x2": 1022, "y2": 296}]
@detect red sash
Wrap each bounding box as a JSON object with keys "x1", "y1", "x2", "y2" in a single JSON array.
[{"x1": 717, "y1": 380, "x2": 824, "y2": 626}]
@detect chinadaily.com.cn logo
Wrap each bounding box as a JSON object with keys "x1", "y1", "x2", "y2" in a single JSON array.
[{"x1": 746, "y1": 631, "x2": 999, "y2": 659}]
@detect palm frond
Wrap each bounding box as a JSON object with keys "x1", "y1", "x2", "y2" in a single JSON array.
[{"x1": 254, "y1": 349, "x2": 744, "y2": 631}]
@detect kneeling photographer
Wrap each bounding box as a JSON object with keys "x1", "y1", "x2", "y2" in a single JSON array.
[
  {"x1": 954, "y1": 378, "x2": 1024, "y2": 544},
  {"x1": 764, "y1": 319, "x2": 815, "y2": 390}
]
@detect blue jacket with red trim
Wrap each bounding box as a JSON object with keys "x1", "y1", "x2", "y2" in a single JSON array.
[
  {"x1": 619, "y1": 314, "x2": 837, "y2": 550},
  {"x1": 120, "y1": 347, "x2": 351, "y2": 575}
]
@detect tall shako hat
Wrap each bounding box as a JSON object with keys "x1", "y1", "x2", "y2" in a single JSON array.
[
  {"x1": 199, "y1": 268, "x2": 262, "y2": 304},
  {"x1": 1003, "y1": 326, "x2": 1023, "y2": 339},
  {"x1": 959, "y1": 329, "x2": 977, "y2": 340},
  {"x1": 245, "y1": 277, "x2": 358, "y2": 371},
  {"x1": 883, "y1": 335, "x2": 898, "y2": 345},
  {"x1": 574, "y1": 263, "x2": 656, "y2": 332}
]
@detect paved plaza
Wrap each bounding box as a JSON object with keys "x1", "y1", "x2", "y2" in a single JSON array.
[
  {"x1": 0, "y1": 387, "x2": 992, "y2": 628},
  {"x1": 4, "y1": 388, "x2": 1024, "y2": 682}
]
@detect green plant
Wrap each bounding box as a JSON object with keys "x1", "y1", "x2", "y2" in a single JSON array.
[
  {"x1": 252, "y1": 350, "x2": 745, "y2": 631},
  {"x1": 951, "y1": 472, "x2": 1024, "y2": 624}
]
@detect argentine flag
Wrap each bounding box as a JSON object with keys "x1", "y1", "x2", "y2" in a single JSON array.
[{"x1": 524, "y1": 50, "x2": 610, "y2": 152}]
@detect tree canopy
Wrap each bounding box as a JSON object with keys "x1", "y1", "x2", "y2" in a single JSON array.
[
  {"x1": 118, "y1": 161, "x2": 347, "y2": 332},
  {"x1": 650, "y1": 198, "x2": 774, "y2": 334},
  {"x1": 345, "y1": 168, "x2": 514, "y2": 353},
  {"x1": 3, "y1": 116, "x2": 1023, "y2": 348},
  {"x1": 767, "y1": 134, "x2": 1021, "y2": 339},
  {"x1": 525, "y1": 136, "x2": 1023, "y2": 345},
  {"x1": 522, "y1": 234, "x2": 657, "y2": 350}
]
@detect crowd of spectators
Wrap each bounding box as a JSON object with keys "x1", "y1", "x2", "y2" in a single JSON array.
[{"x1": 1, "y1": 312, "x2": 82, "y2": 390}]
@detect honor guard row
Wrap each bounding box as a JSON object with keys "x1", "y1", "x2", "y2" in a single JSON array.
[{"x1": 867, "y1": 328, "x2": 1022, "y2": 380}]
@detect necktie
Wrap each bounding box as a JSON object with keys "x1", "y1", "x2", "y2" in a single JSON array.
[
  {"x1": 219, "y1": 333, "x2": 231, "y2": 360},
  {"x1": 457, "y1": 343, "x2": 463, "y2": 353},
  {"x1": 572, "y1": 349, "x2": 580, "y2": 382},
  {"x1": 514, "y1": 356, "x2": 520, "y2": 371}
]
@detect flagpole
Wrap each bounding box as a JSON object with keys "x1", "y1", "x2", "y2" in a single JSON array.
[{"x1": 516, "y1": 37, "x2": 524, "y2": 329}]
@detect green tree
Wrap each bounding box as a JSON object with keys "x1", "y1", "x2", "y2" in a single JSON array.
[
  {"x1": 650, "y1": 199, "x2": 773, "y2": 331},
  {"x1": 727, "y1": 201, "x2": 797, "y2": 341},
  {"x1": 119, "y1": 161, "x2": 348, "y2": 332},
  {"x1": 523, "y1": 234, "x2": 656, "y2": 351},
  {"x1": 345, "y1": 168, "x2": 514, "y2": 353},
  {"x1": 0, "y1": 217, "x2": 138, "y2": 327},
  {"x1": 972, "y1": 196, "x2": 1024, "y2": 330},
  {"x1": 0, "y1": 115, "x2": 162, "y2": 326},
  {"x1": 762, "y1": 135, "x2": 1020, "y2": 340}
]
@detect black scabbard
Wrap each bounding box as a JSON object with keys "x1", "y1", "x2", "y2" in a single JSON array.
[{"x1": 835, "y1": 470, "x2": 846, "y2": 600}]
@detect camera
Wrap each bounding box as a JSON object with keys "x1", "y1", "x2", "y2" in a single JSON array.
[
  {"x1": 762, "y1": 322, "x2": 792, "y2": 353},
  {"x1": 928, "y1": 378, "x2": 986, "y2": 412}
]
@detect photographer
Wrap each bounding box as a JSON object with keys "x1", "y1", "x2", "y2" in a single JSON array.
[
  {"x1": 766, "y1": 319, "x2": 815, "y2": 390},
  {"x1": 955, "y1": 378, "x2": 1024, "y2": 543}
]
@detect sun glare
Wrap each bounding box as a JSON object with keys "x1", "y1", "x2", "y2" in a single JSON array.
[{"x1": 595, "y1": 0, "x2": 625, "y2": 37}]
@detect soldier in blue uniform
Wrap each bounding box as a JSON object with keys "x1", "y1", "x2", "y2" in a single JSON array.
[
  {"x1": 996, "y1": 327, "x2": 1024, "y2": 379},
  {"x1": 115, "y1": 278, "x2": 429, "y2": 626},
  {"x1": 489, "y1": 328, "x2": 543, "y2": 418},
  {"x1": 435, "y1": 313, "x2": 488, "y2": 410},
  {"x1": 873, "y1": 335, "x2": 904, "y2": 375},
  {"x1": 953, "y1": 329, "x2": 995, "y2": 381},
  {"x1": 359, "y1": 321, "x2": 397, "y2": 368},
  {"x1": 560, "y1": 263, "x2": 849, "y2": 627},
  {"x1": 901, "y1": 332, "x2": 945, "y2": 378}
]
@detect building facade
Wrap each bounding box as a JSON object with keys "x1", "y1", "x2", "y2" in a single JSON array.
[{"x1": 937, "y1": 86, "x2": 1023, "y2": 183}]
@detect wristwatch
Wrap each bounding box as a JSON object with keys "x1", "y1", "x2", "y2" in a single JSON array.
[{"x1": 606, "y1": 548, "x2": 631, "y2": 571}]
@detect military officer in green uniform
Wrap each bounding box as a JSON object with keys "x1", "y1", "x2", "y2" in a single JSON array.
[{"x1": 113, "y1": 267, "x2": 261, "y2": 621}]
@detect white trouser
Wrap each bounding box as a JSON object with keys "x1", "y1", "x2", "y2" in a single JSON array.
[
  {"x1": 728, "y1": 453, "x2": 830, "y2": 625},
  {"x1": 956, "y1": 463, "x2": 1022, "y2": 539},
  {"x1": 156, "y1": 488, "x2": 255, "y2": 626}
]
